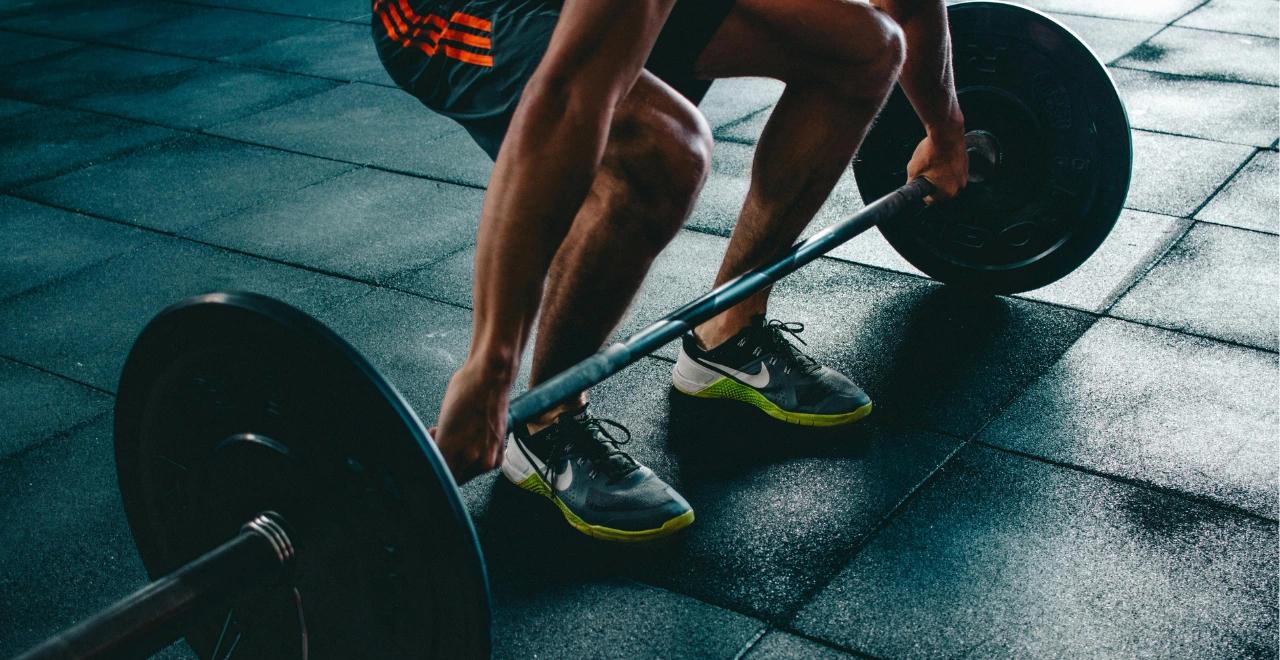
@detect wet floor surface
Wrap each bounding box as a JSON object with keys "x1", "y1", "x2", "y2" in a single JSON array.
[{"x1": 0, "y1": 0, "x2": 1276, "y2": 657}]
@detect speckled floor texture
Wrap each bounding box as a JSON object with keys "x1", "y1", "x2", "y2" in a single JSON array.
[{"x1": 1, "y1": 0, "x2": 1277, "y2": 658}]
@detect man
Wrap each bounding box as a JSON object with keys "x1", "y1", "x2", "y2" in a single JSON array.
[{"x1": 374, "y1": 0, "x2": 967, "y2": 541}]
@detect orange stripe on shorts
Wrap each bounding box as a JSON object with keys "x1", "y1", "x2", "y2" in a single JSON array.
[
  {"x1": 450, "y1": 11, "x2": 493, "y2": 32},
  {"x1": 440, "y1": 27, "x2": 492, "y2": 49},
  {"x1": 443, "y1": 44, "x2": 494, "y2": 67},
  {"x1": 380, "y1": 3, "x2": 494, "y2": 68}
]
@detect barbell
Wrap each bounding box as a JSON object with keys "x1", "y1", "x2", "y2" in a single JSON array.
[{"x1": 14, "y1": 2, "x2": 1130, "y2": 658}]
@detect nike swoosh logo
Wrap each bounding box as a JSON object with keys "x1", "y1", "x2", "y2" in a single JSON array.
[
  {"x1": 554, "y1": 462, "x2": 574, "y2": 492},
  {"x1": 700, "y1": 358, "x2": 770, "y2": 388}
]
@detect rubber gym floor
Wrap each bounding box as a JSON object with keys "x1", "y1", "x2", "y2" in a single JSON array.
[{"x1": 1, "y1": 0, "x2": 1277, "y2": 657}]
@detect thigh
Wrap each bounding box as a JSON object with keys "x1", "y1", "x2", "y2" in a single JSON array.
[
  {"x1": 644, "y1": 0, "x2": 738, "y2": 106},
  {"x1": 693, "y1": 0, "x2": 895, "y2": 82}
]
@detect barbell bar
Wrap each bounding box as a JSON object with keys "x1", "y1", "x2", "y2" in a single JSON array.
[{"x1": 13, "y1": 2, "x2": 1130, "y2": 658}]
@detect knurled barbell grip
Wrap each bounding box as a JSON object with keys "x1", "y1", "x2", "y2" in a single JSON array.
[
  {"x1": 16, "y1": 513, "x2": 295, "y2": 660},
  {"x1": 507, "y1": 176, "x2": 936, "y2": 428}
]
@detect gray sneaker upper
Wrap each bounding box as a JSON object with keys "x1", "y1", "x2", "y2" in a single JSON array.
[
  {"x1": 512, "y1": 410, "x2": 691, "y2": 532},
  {"x1": 682, "y1": 316, "x2": 871, "y2": 415}
]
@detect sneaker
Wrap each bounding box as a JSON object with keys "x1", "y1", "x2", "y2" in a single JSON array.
[
  {"x1": 501, "y1": 407, "x2": 694, "y2": 541},
  {"x1": 671, "y1": 316, "x2": 872, "y2": 426}
]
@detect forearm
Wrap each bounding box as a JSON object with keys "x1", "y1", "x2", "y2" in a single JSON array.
[{"x1": 881, "y1": 0, "x2": 963, "y2": 138}]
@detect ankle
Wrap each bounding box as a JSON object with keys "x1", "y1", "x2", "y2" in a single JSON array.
[
  {"x1": 695, "y1": 316, "x2": 753, "y2": 350},
  {"x1": 526, "y1": 398, "x2": 588, "y2": 435}
]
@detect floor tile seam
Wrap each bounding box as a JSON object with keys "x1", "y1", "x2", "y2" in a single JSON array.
[
  {"x1": 1105, "y1": 14, "x2": 1172, "y2": 62},
  {"x1": 172, "y1": 159, "x2": 365, "y2": 237},
  {"x1": 730, "y1": 626, "x2": 770, "y2": 660},
  {"x1": 4, "y1": 188, "x2": 495, "y2": 325},
  {"x1": 712, "y1": 105, "x2": 772, "y2": 139},
  {"x1": 1129, "y1": 127, "x2": 1274, "y2": 152},
  {"x1": 775, "y1": 437, "x2": 974, "y2": 627},
  {"x1": 1185, "y1": 146, "x2": 1271, "y2": 219},
  {"x1": 1163, "y1": 21, "x2": 1280, "y2": 40},
  {"x1": 0, "y1": 409, "x2": 113, "y2": 468},
  {"x1": 387, "y1": 221, "x2": 1041, "y2": 320},
  {"x1": 1123, "y1": 124, "x2": 1279, "y2": 151},
  {"x1": 768, "y1": 624, "x2": 885, "y2": 660},
  {"x1": 0, "y1": 33, "x2": 96, "y2": 65},
  {"x1": 0, "y1": 353, "x2": 113, "y2": 397},
  {"x1": 973, "y1": 440, "x2": 1280, "y2": 524},
  {"x1": 1155, "y1": 21, "x2": 1280, "y2": 44},
  {"x1": 1100, "y1": 313, "x2": 1280, "y2": 354},
  {"x1": 211, "y1": 56, "x2": 400, "y2": 90},
  {"x1": 1192, "y1": 217, "x2": 1280, "y2": 237},
  {"x1": 1026, "y1": 9, "x2": 1182, "y2": 26},
  {"x1": 611, "y1": 574, "x2": 873, "y2": 659},
  {"x1": 0, "y1": 231, "x2": 158, "y2": 309},
  {"x1": 605, "y1": 575, "x2": 773, "y2": 636},
  {"x1": 675, "y1": 225, "x2": 1117, "y2": 318},
  {"x1": 0, "y1": 189, "x2": 409, "y2": 306},
  {"x1": 0, "y1": 25, "x2": 221, "y2": 68},
  {"x1": 0, "y1": 24, "x2": 384, "y2": 93},
  {"x1": 1096, "y1": 312, "x2": 1280, "y2": 358},
  {"x1": 715, "y1": 133, "x2": 757, "y2": 147},
  {"x1": 196, "y1": 124, "x2": 492, "y2": 191},
  {"x1": 175, "y1": 66, "x2": 347, "y2": 125},
  {"x1": 109, "y1": 7, "x2": 344, "y2": 60},
  {"x1": 383, "y1": 222, "x2": 1108, "y2": 354},
  {"x1": 15, "y1": 183, "x2": 1266, "y2": 382},
  {"x1": 159, "y1": 0, "x2": 359, "y2": 24},
  {"x1": 154, "y1": 0, "x2": 350, "y2": 27},
  {"x1": 0, "y1": 129, "x2": 190, "y2": 197},
  {"x1": 1170, "y1": 0, "x2": 1215, "y2": 26},
  {"x1": 1097, "y1": 145, "x2": 1258, "y2": 316},
  {"x1": 102, "y1": 53, "x2": 348, "y2": 121},
  {"x1": 1111, "y1": 63, "x2": 1280, "y2": 88},
  {"x1": 934, "y1": 312, "x2": 1106, "y2": 454},
  {"x1": 0, "y1": 91, "x2": 491, "y2": 193},
  {"x1": 382, "y1": 241, "x2": 477, "y2": 289},
  {"x1": 1095, "y1": 215, "x2": 1197, "y2": 313},
  {"x1": 1108, "y1": 63, "x2": 1280, "y2": 88}
]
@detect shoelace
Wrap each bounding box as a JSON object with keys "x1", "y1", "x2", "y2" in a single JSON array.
[
  {"x1": 759, "y1": 319, "x2": 823, "y2": 376},
  {"x1": 542, "y1": 416, "x2": 639, "y2": 486}
]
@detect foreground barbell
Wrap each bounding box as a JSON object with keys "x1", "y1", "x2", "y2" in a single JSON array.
[{"x1": 15, "y1": 2, "x2": 1129, "y2": 658}]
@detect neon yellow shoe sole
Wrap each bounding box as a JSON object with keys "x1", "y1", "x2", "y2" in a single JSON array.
[
  {"x1": 513, "y1": 473, "x2": 695, "y2": 542},
  {"x1": 679, "y1": 377, "x2": 873, "y2": 427}
]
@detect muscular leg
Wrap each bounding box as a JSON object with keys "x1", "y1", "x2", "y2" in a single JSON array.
[
  {"x1": 527, "y1": 72, "x2": 713, "y2": 429},
  {"x1": 689, "y1": 0, "x2": 906, "y2": 347}
]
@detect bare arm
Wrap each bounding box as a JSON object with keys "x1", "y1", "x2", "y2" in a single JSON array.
[{"x1": 875, "y1": 0, "x2": 968, "y2": 199}]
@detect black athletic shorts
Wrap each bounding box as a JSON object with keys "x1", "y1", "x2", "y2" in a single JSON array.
[{"x1": 372, "y1": 0, "x2": 737, "y2": 160}]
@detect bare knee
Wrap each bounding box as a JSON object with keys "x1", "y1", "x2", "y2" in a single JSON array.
[
  {"x1": 600, "y1": 100, "x2": 712, "y2": 249},
  {"x1": 826, "y1": 3, "x2": 905, "y2": 97},
  {"x1": 756, "y1": 0, "x2": 904, "y2": 98}
]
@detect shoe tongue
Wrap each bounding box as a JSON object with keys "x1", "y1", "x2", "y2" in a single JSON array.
[
  {"x1": 563, "y1": 406, "x2": 590, "y2": 424},
  {"x1": 561, "y1": 410, "x2": 639, "y2": 478}
]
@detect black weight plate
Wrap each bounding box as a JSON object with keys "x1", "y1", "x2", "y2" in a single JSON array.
[
  {"x1": 855, "y1": 1, "x2": 1132, "y2": 293},
  {"x1": 115, "y1": 292, "x2": 490, "y2": 659}
]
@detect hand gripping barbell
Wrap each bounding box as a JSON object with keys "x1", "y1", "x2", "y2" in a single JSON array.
[{"x1": 14, "y1": 3, "x2": 1129, "y2": 658}]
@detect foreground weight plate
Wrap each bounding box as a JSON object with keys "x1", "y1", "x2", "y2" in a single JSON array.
[
  {"x1": 856, "y1": 1, "x2": 1132, "y2": 293},
  {"x1": 115, "y1": 292, "x2": 490, "y2": 659}
]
